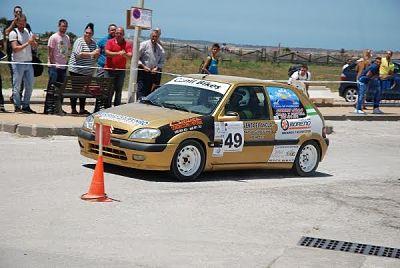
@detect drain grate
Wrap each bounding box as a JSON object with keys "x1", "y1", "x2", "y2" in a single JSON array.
[{"x1": 298, "y1": 236, "x2": 400, "y2": 259}]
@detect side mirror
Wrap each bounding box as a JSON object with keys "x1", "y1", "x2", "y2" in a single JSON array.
[{"x1": 218, "y1": 111, "x2": 240, "y2": 121}]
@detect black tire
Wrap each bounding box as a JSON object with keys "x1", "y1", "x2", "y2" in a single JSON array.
[
  {"x1": 171, "y1": 140, "x2": 205, "y2": 181},
  {"x1": 293, "y1": 141, "x2": 321, "y2": 177},
  {"x1": 344, "y1": 87, "x2": 358, "y2": 102}
]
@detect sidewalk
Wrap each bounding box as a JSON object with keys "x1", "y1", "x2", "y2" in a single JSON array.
[{"x1": 1, "y1": 90, "x2": 400, "y2": 137}]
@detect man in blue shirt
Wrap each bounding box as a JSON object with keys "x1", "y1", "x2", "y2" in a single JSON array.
[
  {"x1": 355, "y1": 57, "x2": 381, "y2": 114},
  {"x1": 96, "y1": 24, "x2": 116, "y2": 76}
]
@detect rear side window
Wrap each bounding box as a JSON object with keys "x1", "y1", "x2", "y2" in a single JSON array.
[{"x1": 266, "y1": 87, "x2": 306, "y2": 119}]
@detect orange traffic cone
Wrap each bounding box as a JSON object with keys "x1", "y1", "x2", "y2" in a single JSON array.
[{"x1": 81, "y1": 156, "x2": 112, "y2": 202}]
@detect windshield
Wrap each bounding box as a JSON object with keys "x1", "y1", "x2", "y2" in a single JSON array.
[{"x1": 141, "y1": 84, "x2": 224, "y2": 115}]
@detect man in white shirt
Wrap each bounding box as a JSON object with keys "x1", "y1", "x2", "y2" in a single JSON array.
[
  {"x1": 288, "y1": 64, "x2": 311, "y2": 97},
  {"x1": 9, "y1": 14, "x2": 37, "y2": 113},
  {"x1": 137, "y1": 30, "x2": 165, "y2": 99}
]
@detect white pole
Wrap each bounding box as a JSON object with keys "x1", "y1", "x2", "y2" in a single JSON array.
[
  {"x1": 99, "y1": 124, "x2": 103, "y2": 157},
  {"x1": 127, "y1": 0, "x2": 144, "y2": 103}
]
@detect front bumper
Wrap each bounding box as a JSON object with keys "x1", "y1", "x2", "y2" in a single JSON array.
[{"x1": 77, "y1": 129, "x2": 176, "y2": 171}]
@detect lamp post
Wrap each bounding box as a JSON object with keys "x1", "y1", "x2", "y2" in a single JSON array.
[{"x1": 127, "y1": 0, "x2": 144, "y2": 103}]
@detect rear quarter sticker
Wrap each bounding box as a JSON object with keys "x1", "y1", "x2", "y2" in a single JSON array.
[{"x1": 268, "y1": 145, "x2": 300, "y2": 162}]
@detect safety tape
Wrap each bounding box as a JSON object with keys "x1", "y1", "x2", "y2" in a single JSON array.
[
  {"x1": 0, "y1": 60, "x2": 181, "y2": 77},
  {"x1": 0, "y1": 60, "x2": 357, "y2": 84}
]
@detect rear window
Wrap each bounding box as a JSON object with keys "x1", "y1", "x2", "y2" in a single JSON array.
[{"x1": 266, "y1": 87, "x2": 306, "y2": 119}]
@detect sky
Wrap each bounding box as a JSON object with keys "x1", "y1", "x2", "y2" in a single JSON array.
[{"x1": 1, "y1": 0, "x2": 399, "y2": 51}]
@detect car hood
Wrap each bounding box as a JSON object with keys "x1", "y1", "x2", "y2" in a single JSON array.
[{"x1": 94, "y1": 103, "x2": 202, "y2": 136}]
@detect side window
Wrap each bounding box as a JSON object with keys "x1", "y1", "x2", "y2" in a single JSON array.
[
  {"x1": 266, "y1": 87, "x2": 306, "y2": 120},
  {"x1": 225, "y1": 86, "x2": 270, "y2": 120}
]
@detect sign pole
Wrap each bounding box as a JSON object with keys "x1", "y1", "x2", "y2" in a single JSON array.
[
  {"x1": 99, "y1": 124, "x2": 103, "y2": 157},
  {"x1": 127, "y1": 0, "x2": 145, "y2": 103}
]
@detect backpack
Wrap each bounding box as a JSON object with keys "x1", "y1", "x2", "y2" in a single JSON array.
[
  {"x1": 12, "y1": 28, "x2": 43, "y2": 77},
  {"x1": 288, "y1": 65, "x2": 302, "y2": 77}
]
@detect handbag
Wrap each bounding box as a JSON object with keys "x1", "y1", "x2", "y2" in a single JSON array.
[{"x1": 31, "y1": 51, "x2": 44, "y2": 77}]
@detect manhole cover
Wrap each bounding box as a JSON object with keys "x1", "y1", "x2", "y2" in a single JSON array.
[{"x1": 298, "y1": 236, "x2": 400, "y2": 259}]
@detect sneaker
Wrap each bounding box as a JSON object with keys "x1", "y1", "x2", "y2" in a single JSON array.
[
  {"x1": 373, "y1": 108, "x2": 384, "y2": 114},
  {"x1": 0, "y1": 107, "x2": 6, "y2": 113},
  {"x1": 15, "y1": 107, "x2": 22, "y2": 113},
  {"x1": 353, "y1": 109, "x2": 365, "y2": 114},
  {"x1": 21, "y1": 107, "x2": 37, "y2": 114},
  {"x1": 71, "y1": 109, "x2": 78, "y2": 115}
]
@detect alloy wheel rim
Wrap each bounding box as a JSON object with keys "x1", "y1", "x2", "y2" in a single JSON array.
[
  {"x1": 299, "y1": 145, "x2": 318, "y2": 173},
  {"x1": 346, "y1": 89, "x2": 357, "y2": 102},
  {"x1": 177, "y1": 145, "x2": 201, "y2": 177}
]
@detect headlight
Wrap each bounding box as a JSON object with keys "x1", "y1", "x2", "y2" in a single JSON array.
[
  {"x1": 130, "y1": 128, "x2": 161, "y2": 139},
  {"x1": 83, "y1": 115, "x2": 95, "y2": 130}
]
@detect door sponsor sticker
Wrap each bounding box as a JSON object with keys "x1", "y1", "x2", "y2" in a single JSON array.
[
  {"x1": 280, "y1": 118, "x2": 311, "y2": 134},
  {"x1": 268, "y1": 145, "x2": 300, "y2": 163}
]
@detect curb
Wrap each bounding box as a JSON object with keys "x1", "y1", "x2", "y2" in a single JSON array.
[{"x1": 0, "y1": 121, "x2": 81, "y2": 137}]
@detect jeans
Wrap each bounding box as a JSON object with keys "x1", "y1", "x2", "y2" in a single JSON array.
[
  {"x1": 48, "y1": 67, "x2": 67, "y2": 86},
  {"x1": 45, "y1": 67, "x2": 67, "y2": 113},
  {"x1": 137, "y1": 70, "x2": 153, "y2": 100},
  {"x1": 105, "y1": 70, "x2": 125, "y2": 107},
  {"x1": 371, "y1": 79, "x2": 381, "y2": 109},
  {"x1": 12, "y1": 63, "x2": 34, "y2": 109},
  {"x1": 0, "y1": 73, "x2": 4, "y2": 107},
  {"x1": 356, "y1": 80, "x2": 368, "y2": 110}
]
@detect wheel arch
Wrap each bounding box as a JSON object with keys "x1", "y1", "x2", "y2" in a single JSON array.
[
  {"x1": 297, "y1": 134, "x2": 327, "y2": 161},
  {"x1": 168, "y1": 131, "x2": 210, "y2": 168}
]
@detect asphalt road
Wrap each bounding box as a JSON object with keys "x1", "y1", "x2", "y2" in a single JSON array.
[{"x1": 0, "y1": 121, "x2": 399, "y2": 268}]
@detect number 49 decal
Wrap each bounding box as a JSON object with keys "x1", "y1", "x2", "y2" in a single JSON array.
[
  {"x1": 224, "y1": 133, "x2": 243, "y2": 149},
  {"x1": 222, "y1": 122, "x2": 244, "y2": 152}
]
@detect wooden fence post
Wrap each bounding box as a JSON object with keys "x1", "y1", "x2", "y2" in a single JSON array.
[{"x1": 273, "y1": 51, "x2": 277, "y2": 63}]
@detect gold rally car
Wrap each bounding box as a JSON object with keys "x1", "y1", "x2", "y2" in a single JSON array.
[{"x1": 78, "y1": 74, "x2": 329, "y2": 181}]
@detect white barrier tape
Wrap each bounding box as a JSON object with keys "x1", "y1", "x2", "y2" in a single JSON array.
[
  {"x1": 0, "y1": 60, "x2": 182, "y2": 77},
  {"x1": 0, "y1": 60, "x2": 356, "y2": 84},
  {"x1": 264, "y1": 79, "x2": 357, "y2": 84}
]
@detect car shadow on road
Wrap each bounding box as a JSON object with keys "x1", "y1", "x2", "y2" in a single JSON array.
[{"x1": 83, "y1": 163, "x2": 332, "y2": 183}]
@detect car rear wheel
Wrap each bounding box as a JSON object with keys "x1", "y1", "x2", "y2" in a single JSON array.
[
  {"x1": 293, "y1": 141, "x2": 320, "y2": 177},
  {"x1": 344, "y1": 87, "x2": 358, "y2": 102},
  {"x1": 171, "y1": 140, "x2": 205, "y2": 181}
]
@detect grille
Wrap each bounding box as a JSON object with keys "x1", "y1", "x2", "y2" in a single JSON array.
[
  {"x1": 112, "y1": 127, "x2": 128, "y2": 135},
  {"x1": 298, "y1": 236, "x2": 400, "y2": 259},
  {"x1": 89, "y1": 144, "x2": 127, "y2": 160}
]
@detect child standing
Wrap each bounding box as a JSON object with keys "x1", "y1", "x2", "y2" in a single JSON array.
[{"x1": 201, "y1": 43, "x2": 220, "y2": 75}]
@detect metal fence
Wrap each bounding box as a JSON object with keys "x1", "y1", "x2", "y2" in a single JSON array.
[{"x1": 163, "y1": 42, "x2": 358, "y2": 65}]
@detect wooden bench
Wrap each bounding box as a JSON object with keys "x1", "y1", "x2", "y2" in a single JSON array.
[{"x1": 44, "y1": 76, "x2": 114, "y2": 114}]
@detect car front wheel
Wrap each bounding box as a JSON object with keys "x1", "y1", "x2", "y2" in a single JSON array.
[
  {"x1": 293, "y1": 141, "x2": 320, "y2": 177},
  {"x1": 344, "y1": 87, "x2": 358, "y2": 102},
  {"x1": 171, "y1": 140, "x2": 205, "y2": 181}
]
